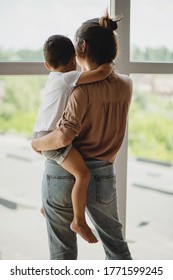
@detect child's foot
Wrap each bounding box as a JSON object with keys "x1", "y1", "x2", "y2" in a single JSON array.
[{"x1": 70, "y1": 220, "x2": 98, "y2": 243}]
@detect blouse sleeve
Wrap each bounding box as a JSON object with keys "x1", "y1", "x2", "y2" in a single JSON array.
[{"x1": 57, "y1": 85, "x2": 88, "y2": 142}]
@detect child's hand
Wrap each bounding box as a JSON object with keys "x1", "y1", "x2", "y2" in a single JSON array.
[
  {"x1": 81, "y1": 66, "x2": 87, "y2": 72},
  {"x1": 97, "y1": 62, "x2": 114, "y2": 78},
  {"x1": 99, "y1": 62, "x2": 114, "y2": 76}
]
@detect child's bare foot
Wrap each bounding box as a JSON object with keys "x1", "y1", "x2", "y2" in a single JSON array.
[{"x1": 70, "y1": 220, "x2": 98, "y2": 243}]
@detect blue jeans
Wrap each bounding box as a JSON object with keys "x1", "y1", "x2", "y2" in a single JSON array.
[{"x1": 42, "y1": 159, "x2": 132, "y2": 260}]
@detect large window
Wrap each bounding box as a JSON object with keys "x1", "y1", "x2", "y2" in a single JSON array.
[
  {"x1": 0, "y1": 0, "x2": 109, "y2": 260},
  {"x1": 114, "y1": 0, "x2": 173, "y2": 260},
  {"x1": 1, "y1": 0, "x2": 173, "y2": 260},
  {"x1": 0, "y1": 0, "x2": 110, "y2": 62},
  {"x1": 127, "y1": 74, "x2": 173, "y2": 259}
]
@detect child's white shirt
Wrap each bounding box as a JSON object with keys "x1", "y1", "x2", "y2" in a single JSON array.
[{"x1": 33, "y1": 70, "x2": 81, "y2": 132}]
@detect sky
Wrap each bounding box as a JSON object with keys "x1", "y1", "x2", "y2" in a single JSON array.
[
  {"x1": 130, "y1": 0, "x2": 173, "y2": 50},
  {"x1": 0, "y1": 0, "x2": 109, "y2": 50},
  {"x1": 0, "y1": 0, "x2": 173, "y2": 51}
]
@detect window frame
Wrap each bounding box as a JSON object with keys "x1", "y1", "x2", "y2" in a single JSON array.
[{"x1": 0, "y1": 62, "x2": 47, "y2": 75}]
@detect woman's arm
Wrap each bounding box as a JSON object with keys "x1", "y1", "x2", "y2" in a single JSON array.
[
  {"x1": 31, "y1": 129, "x2": 70, "y2": 153},
  {"x1": 76, "y1": 63, "x2": 113, "y2": 85}
]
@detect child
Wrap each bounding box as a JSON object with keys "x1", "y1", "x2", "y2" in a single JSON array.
[{"x1": 32, "y1": 34, "x2": 112, "y2": 243}]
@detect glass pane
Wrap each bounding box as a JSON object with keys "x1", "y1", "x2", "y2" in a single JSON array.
[
  {"x1": 0, "y1": 134, "x2": 48, "y2": 259},
  {"x1": 0, "y1": 0, "x2": 109, "y2": 62},
  {"x1": 130, "y1": 0, "x2": 173, "y2": 62},
  {"x1": 127, "y1": 74, "x2": 173, "y2": 259},
  {"x1": 0, "y1": 76, "x2": 105, "y2": 259},
  {"x1": 0, "y1": 76, "x2": 46, "y2": 135},
  {"x1": 0, "y1": 76, "x2": 46, "y2": 259},
  {"x1": 129, "y1": 74, "x2": 173, "y2": 163}
]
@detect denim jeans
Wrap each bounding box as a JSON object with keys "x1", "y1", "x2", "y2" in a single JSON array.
[{"x1": 42, "y1": 159, "x2": 132, "y2": 260}]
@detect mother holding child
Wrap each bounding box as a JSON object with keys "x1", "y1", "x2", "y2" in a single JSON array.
[{"x1": 32, "y1": 11, "x2": 132, "y2": 260}]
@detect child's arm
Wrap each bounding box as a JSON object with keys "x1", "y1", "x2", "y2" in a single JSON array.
[{"x1": 76, "y1": 63, "x2": 114, "y2": 85}]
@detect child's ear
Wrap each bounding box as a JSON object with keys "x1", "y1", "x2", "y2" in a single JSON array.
[{"x1": 44, "y1": 62, "x2": 51, "y2": 71}]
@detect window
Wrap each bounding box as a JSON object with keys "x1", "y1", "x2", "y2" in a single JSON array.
[
  {"x1": 0, "y1": 76, "x2": 45, "y2": 135},
  {"x1": 114, "y1": 0, "x2": 173, "y2": 259},
  {"x1": 129, "y1": 74, "x2": 173, "y2": 163},
  {"x1": 127, "y1": 74, "x2": 173, "y2": 259},
  {"x1": 0, "y1": 0, "x2": 109, "y2": 260},
  {"x1": 131, "y1": 0, "x2": 173, "y2": 62},
  {"x1": 0, "y1": 0, "x2": 110, "y2": 62},
  {"x1": 1, "y1": 0, "x2": 172, "y2": 260}
]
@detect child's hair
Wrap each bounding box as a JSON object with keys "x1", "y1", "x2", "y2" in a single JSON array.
[
  {"x1": 75, "y1": 10, "x2": 121, "y2": 65},
  {"x1": 43, "y1": 35, "x2": 75, "y2": 69}
]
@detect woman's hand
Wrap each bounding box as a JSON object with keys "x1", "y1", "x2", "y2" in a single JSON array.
[
  {"x1": 31, "y1": 138, "x2": 41, "y2": 154},
  {"x1": 31, "y1": 130, "x2": 71, "y2": 153}
]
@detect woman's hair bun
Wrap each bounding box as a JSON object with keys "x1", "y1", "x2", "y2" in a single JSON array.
[{"x1": 99, "y1": 10, "x2": 122, "y2": 32}]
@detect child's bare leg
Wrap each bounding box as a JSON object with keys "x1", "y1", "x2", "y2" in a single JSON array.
[{"x1": 62, "y1": 147, "x2": 98, "y2": 243}]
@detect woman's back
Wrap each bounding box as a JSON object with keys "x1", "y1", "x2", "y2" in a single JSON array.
[{"x1": 60, "y1": 72, "x2": 132, "y2": 162}]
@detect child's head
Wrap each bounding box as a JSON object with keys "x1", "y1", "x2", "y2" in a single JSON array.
[{"x1": 43, "y1": 35, "x2": 76, "y2": 70}]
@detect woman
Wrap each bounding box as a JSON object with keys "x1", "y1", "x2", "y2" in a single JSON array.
[{"x1": 32, "y1": 11, "x2": 132, "y2": 260}]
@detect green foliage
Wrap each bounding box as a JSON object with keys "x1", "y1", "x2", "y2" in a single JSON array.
[
  {"x1": 0, "y1": 76, "x2": 46, "y2": 136},
  {"x1": 0, "y1": 47, "x2": 43, "y2": 61},
  {"x1": 2, "y1": 76, "x2": 44, "y2": 112},
  {"x1": 0, "y1": 111, "x2": 37, "y2": 136},
  {"x1": 0, "y1": 102, "x2": 16, "y2": 119},
  {"x1": 129, "y1": 89, "x2": 173, "y2": 163},
  {"x1": 131, "y1": 46, "x2": 173, "y2": 62}
]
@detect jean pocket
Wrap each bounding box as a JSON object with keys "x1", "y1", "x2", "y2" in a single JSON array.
[
  {"x1": 47, "y1": 175, "x2": 74, "y2": 208},
  {"x1": 95, "y1": 174, "x2": 116, "y2": 204}
]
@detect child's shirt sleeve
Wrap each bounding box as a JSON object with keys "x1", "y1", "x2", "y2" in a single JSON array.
[{"x1": 63, "y1": 71, "x2": 82, "y2": 88}]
